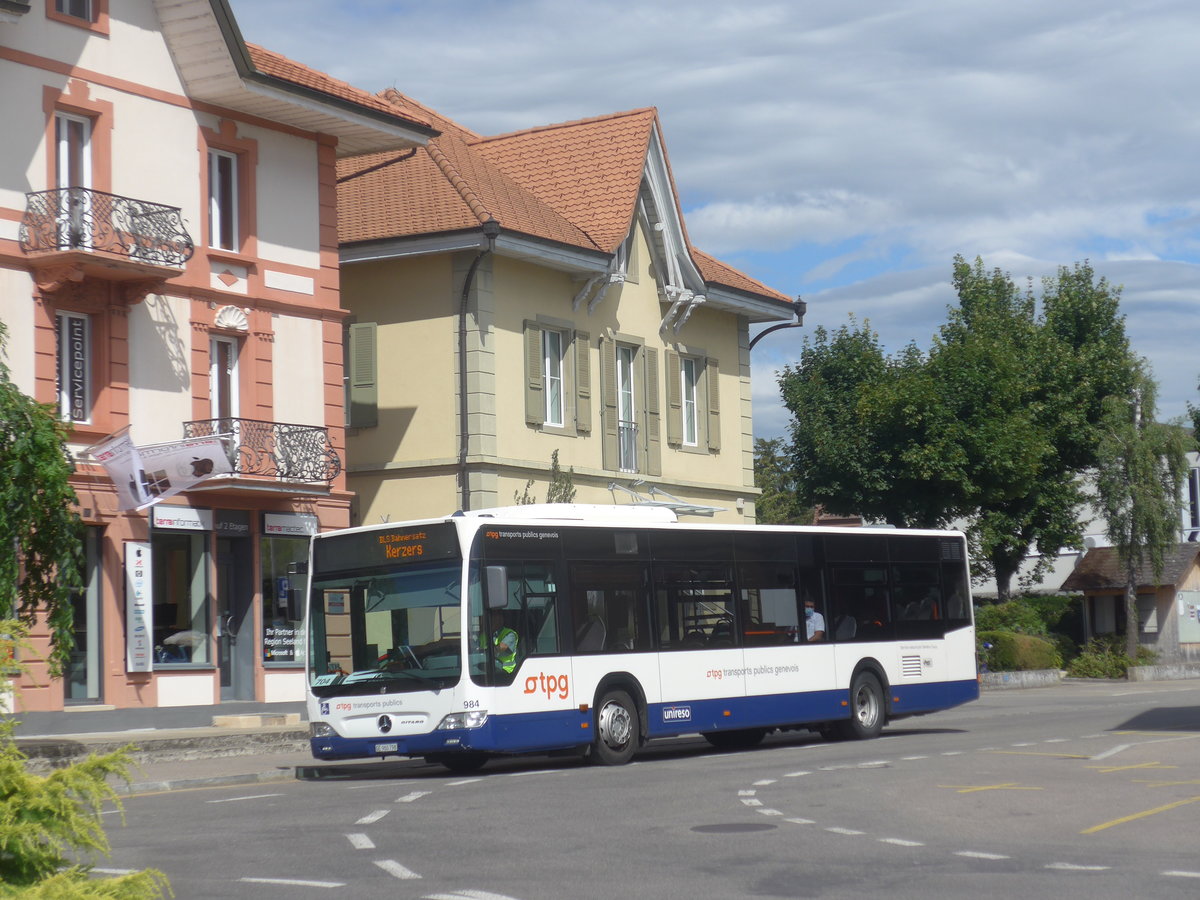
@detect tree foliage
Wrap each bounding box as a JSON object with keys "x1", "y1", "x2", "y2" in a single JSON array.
[
  {"x1": 0, "y1": 624, "x2": 170, "y2": 898},
  {"x1": 1094, "y1": 363, "x2": 1190, "y2": 657},
  {"x1": 752, "y1": 438, "x2": 809, "y2": 524},
  {"x1": 778, "y1": 258, "x2": 1139, "y2": 600},
  {"x1": 0, "y1": 321, "x2": 84, "y2": 674},
  {"x1": 513, "y1": 450, "x2": 576, "y2": 505}
]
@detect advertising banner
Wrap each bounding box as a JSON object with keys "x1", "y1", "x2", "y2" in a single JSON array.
[
  {"x1": 89, "y1": 429, "x2": 233, "y2": 510},
  {"x1": 124, "y1": 541, "x2": 152, "y2": 673}
]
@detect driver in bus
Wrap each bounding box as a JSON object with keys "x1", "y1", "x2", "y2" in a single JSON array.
[
  {"x1": 804, "y1": 599, "x2": 826, "y2": 642},
  {"x1": 488, "y1": 608, "x2": 520, "y2": 674}
]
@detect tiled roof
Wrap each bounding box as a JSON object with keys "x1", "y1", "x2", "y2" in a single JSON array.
[
  {"x1": 338, "y1": 101, "x2": 788, "y2": 305},
  {"x1": 246, "y1": 45, "x2": 432, "y2": 129},
  {"x1": 474, "y1": 109, "x2": 657, "y2": 254},
  {"x1": 1060, "y1": 544, "x2": 1200, "y2": 593}
]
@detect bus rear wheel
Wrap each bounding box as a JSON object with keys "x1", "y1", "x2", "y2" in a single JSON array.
[
  {"x1": 835, "y1": 671, "x2": 885, "y2": 740},
  {"x1": 590, "y1": 689, "x2": 639, "y2": 765},
  {"x1": 702, "y1": 728, "x2": 767, "y2": 750}
]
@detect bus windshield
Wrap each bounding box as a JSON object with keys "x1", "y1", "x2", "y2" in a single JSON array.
[{"x1": 308, "y1": 560, "x2": 463, "y2": 698}]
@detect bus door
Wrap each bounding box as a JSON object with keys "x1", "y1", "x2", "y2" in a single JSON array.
[{"x1": 652, "y1": 563, "x2": 746, "y2": 726}]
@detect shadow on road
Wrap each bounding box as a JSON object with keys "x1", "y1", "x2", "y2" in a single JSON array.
[{"x1": 1112, "y1": 705, "x2": 1200, "y2": 732}]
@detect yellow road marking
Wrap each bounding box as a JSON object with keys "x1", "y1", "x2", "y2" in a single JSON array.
[
  {"x1": 985, "y1": 750, "x2": 1090, "y2": 759},
  {"x1": 1133, "y1": 779, "x2": 1200, "y2": 788},
  {"x1": 1086, "y1": 762, "x2": 1176, "y2": 774},
  {"x1": 939, "y1": 783, "x2": 1044, "y2": 794},
  {"x1": 1081, "y1": 795, "x2": 1200, "y2": 835}
]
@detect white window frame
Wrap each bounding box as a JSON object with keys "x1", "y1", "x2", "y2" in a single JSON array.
[
  {"x1": 55, "y1": 112, "x2": 92, "y2": 249},
  {"x1": 617, "y1": 345, "x2": 637, "y2": 472},
  {"x1": 681, "y1": 356, "x2": 699, "y2": 446},
  {"x1": 208, "y1": 149, "x2": 239, "y2": 251},
  {"x1": 56, "y1": 311, "x2": 91, "y2": 424},
  {"x1": 543, "y1": 328, "x2": 565, "y2": 427}
]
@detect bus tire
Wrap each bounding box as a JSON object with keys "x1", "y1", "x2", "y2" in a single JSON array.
[
  {"x1": 702, "y1": 728, "x2": 767, "y2": 750},
  {"x1": 428, "y1": 752, "x2": 489, "y2": 773},
  {"x1": 836, "y1": 671, "x2": 885, "y2": 740},
  {"x1": 591, "y1": 689, "x2": 639, "y2": 765}
]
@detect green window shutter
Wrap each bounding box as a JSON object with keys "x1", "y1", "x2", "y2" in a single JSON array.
[
  {"x1": 524, "y1": 320, "x2": 544, "y2": 425},
  {"x1": 600, "y1": 336, "x2": 618, "y2": 470},
  {"x1": 706, "y1": 357, "x2": 721, "y2": 452},
  {"x1": 347, "y1": 322, "x2": 377, "y2": 429},
  {"x1": 574, "y1": 330, "x2": 591, "y2": 433},
  {"x1": 644, "y1": 346, "x2": 661, "y2": 476},
  {"x1": 665, "y1": 348, "x2": 682, "y2": 446}
]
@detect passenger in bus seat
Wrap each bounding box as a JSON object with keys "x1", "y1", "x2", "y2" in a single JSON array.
[{"x1": 805, "y1": 599, "x2": 826, "y2": 641}]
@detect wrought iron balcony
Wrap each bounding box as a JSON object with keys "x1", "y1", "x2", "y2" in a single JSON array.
[
  {"x1": 20, "y1": 187, "x2": 194, "y2": 268},
  {"x1": 183, "y1": 418, "x2": 341, "y2": 485}
]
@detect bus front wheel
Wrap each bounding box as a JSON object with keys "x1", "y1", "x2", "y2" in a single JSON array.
[
  {"x1": 836, "y1": 671, "x2": 885, "y2": 740},
  {"x1": 591, "y1": 689, "x2": 639, "y2": 765}
]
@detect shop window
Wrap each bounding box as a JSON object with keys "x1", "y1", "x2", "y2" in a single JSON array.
[
  {"x1": 261, "y1": 536, "x2": 308, "y2": 664},
  {"x1": 152, "y1": 532, "x2": 210, "y2": 665}
]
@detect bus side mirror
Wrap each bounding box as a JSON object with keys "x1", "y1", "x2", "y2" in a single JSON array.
[{"x1": 486, "y1": 566, "x2": 508, "y2": 609}]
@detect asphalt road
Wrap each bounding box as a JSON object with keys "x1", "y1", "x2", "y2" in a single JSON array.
[{"x1": 98, "y1": 679, "x2": 1200, "y2": 899}]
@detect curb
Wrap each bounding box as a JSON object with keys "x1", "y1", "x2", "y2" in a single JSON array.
[{"x1": 118, "y1": 767, "x2": 300, "y2": 796}]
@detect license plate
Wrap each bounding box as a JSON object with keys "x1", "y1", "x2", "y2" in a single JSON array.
[{"x1": 375, "y1": 743, "x2": 399, "y2": 754}]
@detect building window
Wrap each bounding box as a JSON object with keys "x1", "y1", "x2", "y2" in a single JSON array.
[
  {"x1": 56, "y1": 311, "x2": 91, "y2": 423},
  {"x1": 543, "y1": 328, "x2": 565, "y2": 427},
  {"x1": 261, "y1": 536, "x2": 308, "y2": 664},
  {"x1": 55, "y1": 0, "x2": 90, "y2": 19},
  {"x1": 617, "y1": 345, "x2": 637, "y2": 472},
  {"x1": 210, "y1": 336, "x2": 240, "y2": 422},
  {"x1": 208, "y1": 149, "x2": 239, "y2": 251},
  {"x1": 152, "y1": 531, "x2": 210, "y2": 665},
  {"x1": 681, "y1": 357, "x2": 698, "y2": 446}
]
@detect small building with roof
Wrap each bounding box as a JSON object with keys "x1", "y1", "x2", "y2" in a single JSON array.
[{"x1": 1061, "y1": 543, "x2": 1200, "y2": 663}]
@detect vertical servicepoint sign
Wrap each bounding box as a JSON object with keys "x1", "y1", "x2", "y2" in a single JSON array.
[{"x1": 125, "y1": 541, "x2": 153, "y2": 672}]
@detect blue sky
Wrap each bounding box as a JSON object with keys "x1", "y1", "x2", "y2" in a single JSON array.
[{"x1": 233, "y1": 0, "x2": 1200, "y2": 439}]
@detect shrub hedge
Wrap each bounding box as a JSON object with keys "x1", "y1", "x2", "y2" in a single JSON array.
[{"x1": 977, "y1": 630, "x2": 1063, "y2": 672}]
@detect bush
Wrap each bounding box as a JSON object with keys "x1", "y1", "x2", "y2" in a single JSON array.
[
  {"x1": 977, "y1": 630, "x2": 1063, "y2": 672},
  {"x1": 1066, "y1": 636, "x2": 1158, "y2": 679},
  {"x1": 974, "y1": 594, "x2": 1081, "y2": 639}
]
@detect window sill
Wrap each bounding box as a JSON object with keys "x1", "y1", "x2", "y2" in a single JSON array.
[{"x1": 205, "y1": 248, "x2": 258, "y2": 270}]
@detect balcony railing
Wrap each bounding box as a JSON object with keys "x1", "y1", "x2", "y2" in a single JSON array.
[
  {"x1": 183, "y1": 418, "x2": 341, "y2": 485},
  {"x1": 20, "y1": 187, "x2": 194, "y2": 268}
]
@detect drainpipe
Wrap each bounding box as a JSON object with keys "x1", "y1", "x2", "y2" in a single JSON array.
[{"x1": 458, "y1": 218, "x2": 501, "y2": 511}]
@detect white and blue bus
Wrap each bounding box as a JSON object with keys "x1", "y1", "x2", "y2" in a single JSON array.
[{"x1": 304, "y1": 504, "x2": 978, "y2": 771}]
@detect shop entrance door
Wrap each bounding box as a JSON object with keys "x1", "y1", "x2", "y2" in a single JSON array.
[{"x1": 216, "y1": 536, "x2": 254, "y2": 700}]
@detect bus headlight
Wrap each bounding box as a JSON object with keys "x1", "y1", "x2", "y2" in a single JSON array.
[
  {"x1": 437, "y1": 710, "x2": 488, "y2": 730},
  {"x1": 310, "y1": 722, "x2": 338, "y2": 738}
]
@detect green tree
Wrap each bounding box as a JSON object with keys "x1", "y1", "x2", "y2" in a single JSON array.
[
  {"x1": 752, "y1": 437, "x2": 808, "y2": 524},
  {"x1": 0, "y1": 625, "x2": 170, "y2": 898},
  {"x1": 0, "y1": 321, "x2": 84, "y2": 675},
  {"x1": 779, "y1": 319, "x2": 965, "y2": 528},
  {"x1": 1094, "y1": 363, "x2": 1190, "y2": 658},
  {"x1": 513, "y1": 450, "x2": 575, "y2": 505}
]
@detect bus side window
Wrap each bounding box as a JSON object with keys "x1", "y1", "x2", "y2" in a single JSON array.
[
  {"x1": 567, "y1": 562, "x2": 650, "y2": 653},
  {"x1": 736, "y1": 562, "x2": 798, "y2": 645},
  {"x1": 654, "y1": 564, "x2": 736, "y2": 650},
  {"x1": 828, "y1": 566, "x2": 893, "y2": 642}
]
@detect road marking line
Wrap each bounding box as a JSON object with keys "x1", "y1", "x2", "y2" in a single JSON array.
[
  {"x1": 785, "y1": 817, "x2": 815, "y2": 825},
  {"x1": 741, "y1": 798, "x2": 763, "y2": 807},
  {"x1": 357, "y1": 809, "x2": 390, "y2": 825},
  {"x1": 422, "y1": 891, "x2": 525, "y2": 900},
  {"x1": 956, "y1": 851, "x2": 1009, "y2": 860},
  {"x1": 1045, "y1": 862, "x2": 1109, "y2": 871},
  {"x1": 880, "y1": 838, "x2": 924, "y2": 847},
  {"x1": 241, "y1": 877, "x2": 344, "y2": 888},
  {"x1": 940, "y1": 783, "x2": 1043, "y2": 793},
  {"x1": 375, "y1": 859, "x2": 422, "y2": 880},
  {"x1": 1011, "y1": 742, "x2": 1035, "y2": 747},
  {"x1": 941, "y1": 751, "x2": 965, "y2": 756},
  {"x1": 858, "y1": 761, "x2": 890, "y2": 768},
  {"x1": 1163, "y1": 870, "x2": 1200, "y2": 879},
  {"x1": 784, "y1": 771, "x2": 813, "y2": 777},
  {"x1": 987, "y1": 750, "x2": 1089, "y2": 759},
  {"x1": 757, "y1": 808, "x2": 784, "y2": 816},
  {"x1": 346, "y1": 832, "x2": 375, "y2": 850},
  {"x1": 754, "y1": 779, "x2": 776, "y2": 786},
  {"x1": 1089, "y1": 744, "x2": 1130, "y2": 761},
  {"x1": 507, "y1": 769, "x2": 562, "y2": 777},
  {"x1": 901, "y1": 755, "x2": 929, "y2": 760},
  {"x1": 1135, "y1": 778, "x2": 1200, "y2": 787},
  {"x1": 447, "y1": 778, "x2": 483, "y2": 787},
  {"x1": 1044, "y1": 738, "x2": 1069, "y2": 743},
  {"x1": 738, "y1": 789, "x2": 757, "y2": 796},
  {"x1": 826, "y1": 827, "x2": 864, "y2": 836},
  {"x1": 1085, "y1": 762, "x2": 1176, "y2": 774},
  {"x1": 206, "y1": 793, "x2": 283, "y2": 804},
  {"x1": 396, "y1": 791, "x2": 431, "y2": 803},
  {"x1": 1081, "y1": 795, "x2": 1200, "y2": 834}
]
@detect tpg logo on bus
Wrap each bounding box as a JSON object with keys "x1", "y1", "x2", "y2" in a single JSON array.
[
  {"x1": 523, "y1": 672, "x2": 569, "y2": 700},
  {"x1": 662, "y1": 705, "x2": 692, "y2": 723}
]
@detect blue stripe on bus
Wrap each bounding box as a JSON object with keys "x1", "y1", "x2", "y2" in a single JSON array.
[
  {"x1": 889, "y1": 678, "x2": 979, "y2": 715},
  {"x1": 311, "y1": 678, "x2": 982, "y2": 760}
]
